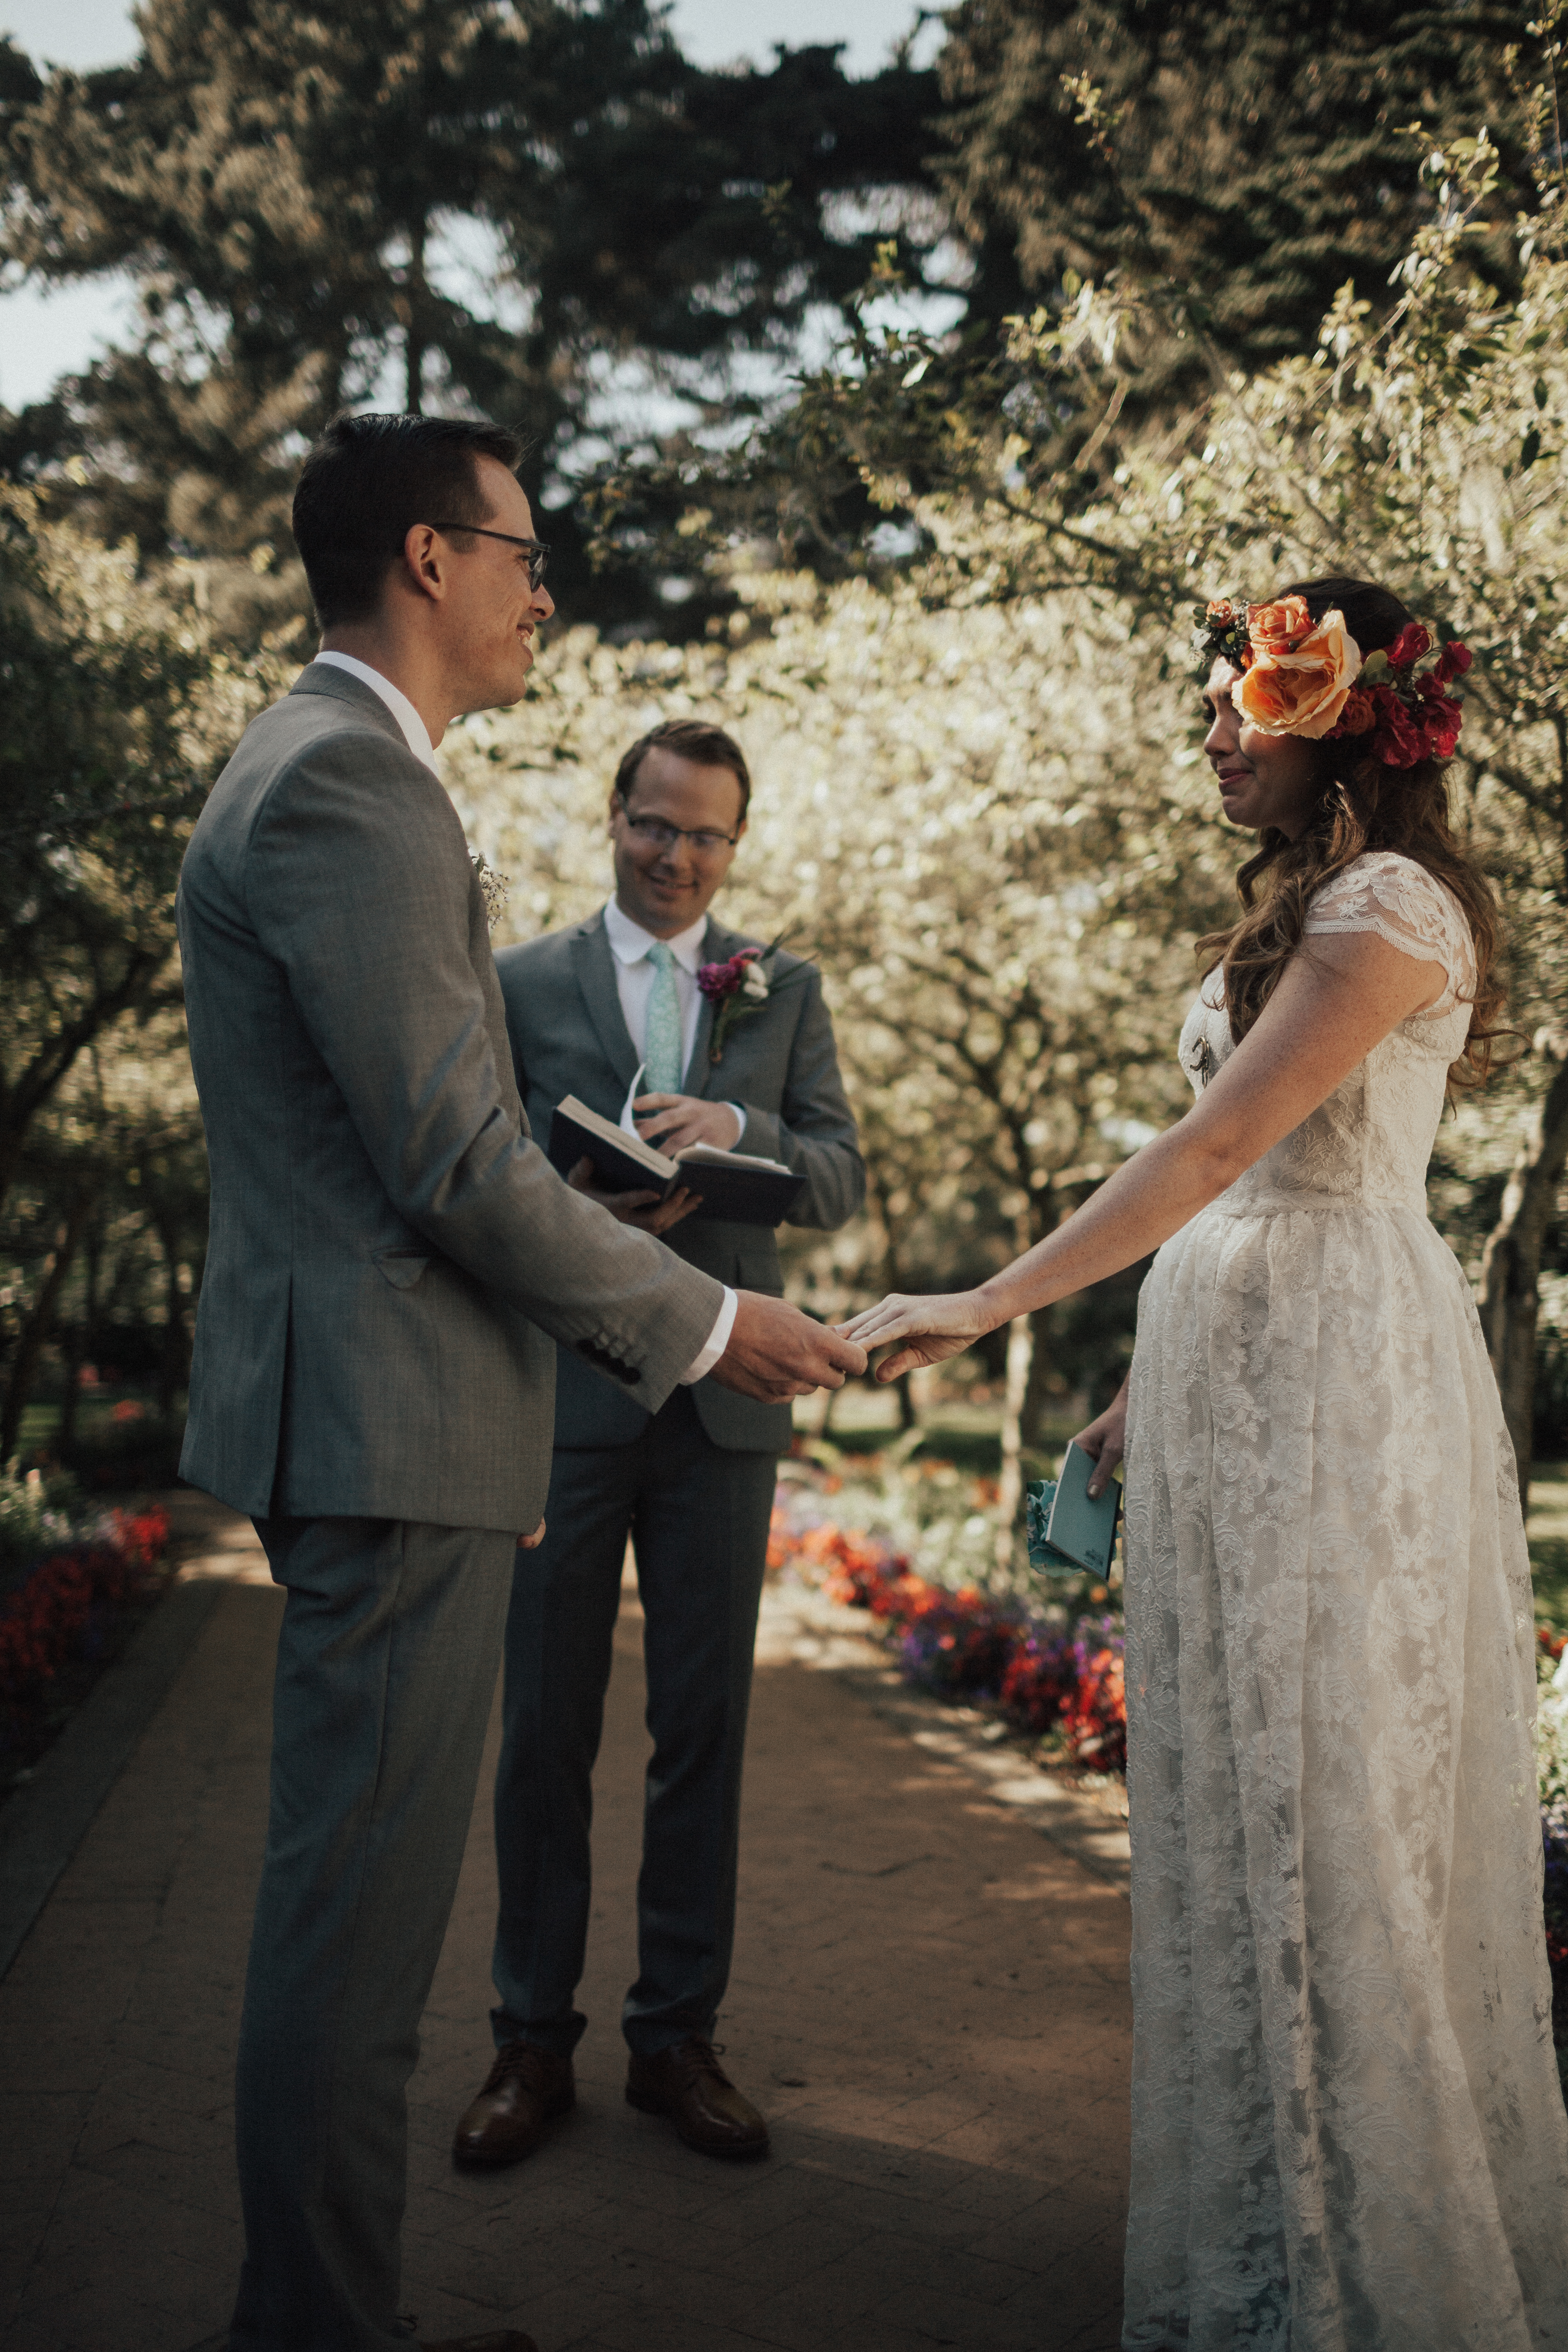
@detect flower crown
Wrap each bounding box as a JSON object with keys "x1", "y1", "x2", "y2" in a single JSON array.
[{"x1": 1193, "y1": 595, "x2": 1472, "y2": 769}]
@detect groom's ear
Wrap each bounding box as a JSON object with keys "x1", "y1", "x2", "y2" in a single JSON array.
[{"x1": 398, "y1": 524, "x2": 450, "y2": 604}]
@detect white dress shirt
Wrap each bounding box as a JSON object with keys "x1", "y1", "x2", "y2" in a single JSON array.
[
  {"x1": 310, "y1": 659, "x2": 737, "y2": 1385},
  {"x1": 314, "y1": 650, "x2": 437, "y2": 769}
]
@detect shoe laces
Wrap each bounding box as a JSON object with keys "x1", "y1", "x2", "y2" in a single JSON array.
[
  {"x1": 484, "y1": 2040, "x2": 561, "y2": 2094},
  {"x1": 673, "y1": 2035, "x2": 734, "y2": 2087}
]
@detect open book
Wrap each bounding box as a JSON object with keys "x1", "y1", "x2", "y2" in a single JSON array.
[{"x1": 547, "y1": 1094, "x2": 806, "y2": 1227}]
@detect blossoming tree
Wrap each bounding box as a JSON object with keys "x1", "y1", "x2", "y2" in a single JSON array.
[{"x1": 442, "y1": 572, "x2": 1239, "y2": 1542}]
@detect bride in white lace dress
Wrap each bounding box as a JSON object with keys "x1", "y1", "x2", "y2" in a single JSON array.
[{"x1": 842, "y1": 577, "x2": 1568, "y2": 2349}]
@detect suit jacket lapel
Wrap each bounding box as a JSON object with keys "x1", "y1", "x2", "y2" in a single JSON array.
[
  {"x1": 686, "y1": 918, "x2": 724, "y2": 1090},
  {"x1": 570, "y1": 914, "x2": 641, "y2": 1093}
]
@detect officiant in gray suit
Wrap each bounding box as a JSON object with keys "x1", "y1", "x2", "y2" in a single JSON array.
[
  {"x1": 178, "y1": 415, "x2": 864, "y2": 2352},
  {"x1": 452, "y1": 719, "x2": 863, "y2": 2170}
]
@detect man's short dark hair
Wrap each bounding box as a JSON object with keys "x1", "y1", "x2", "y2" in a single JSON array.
[
  {"x1": 613, "y1": 719, "x2": 752, "y2": 818},
  {"x1": 291, "y1": 411, "x2": 525, "y2": 627}
]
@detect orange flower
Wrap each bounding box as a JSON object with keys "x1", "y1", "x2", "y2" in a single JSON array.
[
  {"x1": 1335, "y1": 686, "x2": 1377, "y2": 736},
  {"x1": 1246, "y1": 594, "x2": 1312, "y2": 656},
  {"x1": 1236, "y1": 609, "x2": 1362, "y2": 740}
]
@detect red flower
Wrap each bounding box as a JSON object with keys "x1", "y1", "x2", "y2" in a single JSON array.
[
  {"x1": 1386, "y1": 622, "x2": 1433, "y2": 671},
  {"x1": 1433, "y1": 640, "x2": 1473, "y2": 686},
  {"x1": 1331, "y1": 687, "x2": 1377, "y2": 737},
  {"x1": 697, "y1": 949, "x2": 763, "y2": 1002},
  {"x1": 1368, "y1": 689, "x2": 1428, "y2": 768}
]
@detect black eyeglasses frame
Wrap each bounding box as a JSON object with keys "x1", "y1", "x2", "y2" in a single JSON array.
[
  {"x1": 427, "y1": 522, "x2": 551, "y2": 590},
  {"x1": 615, "y1": 802, "x2": 743, "y2": 856}
]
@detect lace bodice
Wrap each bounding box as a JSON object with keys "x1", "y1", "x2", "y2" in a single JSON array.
[{"x1": 1177, "y1": 850, "x2": 1477, "y2": 1215}]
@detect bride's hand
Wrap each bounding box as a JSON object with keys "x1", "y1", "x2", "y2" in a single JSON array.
[
  {"x1": 1072, "y1": 1377, "x2": 1129, "y2": 1500},
  {"x1": 836, "y1": 1289, "x2": 994, "y2": 1384}
]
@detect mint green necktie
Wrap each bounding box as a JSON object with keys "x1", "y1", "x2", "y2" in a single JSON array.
[{"x1": 644, "y1": 941, "x2": 683, "y2": 1092}]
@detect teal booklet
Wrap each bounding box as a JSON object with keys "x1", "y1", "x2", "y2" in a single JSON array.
[{"x1": 1026, "y1": 1440, "x2": 1121, "y2": 1578}]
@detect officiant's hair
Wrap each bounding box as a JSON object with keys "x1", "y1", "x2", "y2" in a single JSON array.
[
  {"x1": 1198, "y1": 573, "x2": 1507, "y2": 1091},
  {"x1": 292, "y1": 411, "x2": 526, "y2": 625},
  {"x1": 614, "y1": 719, "x2": 752, "y2": 817}
]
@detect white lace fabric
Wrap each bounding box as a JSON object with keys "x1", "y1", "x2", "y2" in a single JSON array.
[{"x1": 1123, "y1": 851, "x2": 1568, "y2": 2350}]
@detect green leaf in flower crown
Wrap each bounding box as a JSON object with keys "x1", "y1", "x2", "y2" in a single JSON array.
[{"x1": 1360, "y1": 648, "x2": 1390, "y2": 681}]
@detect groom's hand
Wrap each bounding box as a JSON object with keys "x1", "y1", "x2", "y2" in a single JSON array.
[{"x1": 710, "y1": 1291, "x2": 867, "y2": 1402}]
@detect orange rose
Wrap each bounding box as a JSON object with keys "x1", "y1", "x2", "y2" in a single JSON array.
[
  {"x1": 1335, "y1": 687, "x2": 1377, "y2": 736},
  {"x1": 1235, "y1": 610, "x2": 1362, "y2": 739},
  {"x1": 1247, "y1": 594, "x2": 1312, "y2": 657}
]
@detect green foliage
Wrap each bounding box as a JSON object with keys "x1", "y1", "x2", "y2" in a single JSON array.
[
  {"x1": 0, "y1": 489, "x2": 273, "y2": 1455},
  {"x1": 938, "y1": 0, "x2": 1532, "y2": 361}
]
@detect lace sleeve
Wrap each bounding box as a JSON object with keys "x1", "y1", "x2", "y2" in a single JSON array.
[{"x1": 1303, "y1": 851, "x2": 1475, "y2": 1017}]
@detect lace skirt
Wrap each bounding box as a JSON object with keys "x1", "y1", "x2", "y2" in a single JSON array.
[{"x1": 1121, "y1": 1194, "x2": 1568, "y2": 2352}]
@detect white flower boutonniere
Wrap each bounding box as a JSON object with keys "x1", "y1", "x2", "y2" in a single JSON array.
[
  {"x1": 697, "y1": 935, "x2": 811, "y2": 1063},
  {"x1": 470, "y1": 851, "x2": 511, "y2": 932}
]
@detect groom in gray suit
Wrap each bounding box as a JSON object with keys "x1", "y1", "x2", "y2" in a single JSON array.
[
  {"x1": 451, "y1": 719, "x2": 863, "y2": 2171},
  {"x1": 177, "y1": 412, "x2": 863, "y2": 2352}
]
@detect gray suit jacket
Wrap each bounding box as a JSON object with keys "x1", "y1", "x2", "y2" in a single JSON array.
[
  {"x1": 495, "y1": 908, "x2": 864, "y2": 1453},
  {"x1": 176, "y1": 665, "x2": 723, "y2": 1531}
]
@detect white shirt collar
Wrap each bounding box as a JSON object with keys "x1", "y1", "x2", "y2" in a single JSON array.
[
  {"x1": 313, "y1": 651, "x2": 437, "y2": 772},
  {"x1": 603, "y1": 897, "x2": 710, "y2": 974}
]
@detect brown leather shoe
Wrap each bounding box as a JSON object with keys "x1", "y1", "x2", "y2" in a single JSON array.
[
  {"x1": 451, "y1": 2040, "x2": 574, "y2": 2168},
  {"x1": 625, "y1": 2037, "x2": 769, "y2": 2159},
  {"x1": 420, "y1": 2335, "x2": 539, "y2": 2351}
]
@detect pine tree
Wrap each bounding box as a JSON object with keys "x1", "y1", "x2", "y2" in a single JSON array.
[
  {"x1": 937, "y1": 0, "x2": 1534, "y2": 364},
  {"x1": 1, "y1": 0, "x2": 939, "y2": 636}
]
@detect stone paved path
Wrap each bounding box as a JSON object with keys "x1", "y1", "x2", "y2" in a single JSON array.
[{"x1": 1, "y1": 1510, "x2": 1132, "y2": 2352}]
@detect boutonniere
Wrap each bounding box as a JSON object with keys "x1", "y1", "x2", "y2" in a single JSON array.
[
  {"x1": 470, "y1": 850, "x2": 511, "y2": 931},
  {"x1": 698, "y1": 935, "x2": 811, "y2": 1064}
]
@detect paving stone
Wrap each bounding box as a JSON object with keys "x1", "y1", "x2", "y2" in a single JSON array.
[{"x1": 0, "y1": 1499, "x2": 1132, "y2": 2348}]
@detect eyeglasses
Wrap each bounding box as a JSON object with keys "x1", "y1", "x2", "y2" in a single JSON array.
[
  {"x1": 428, "y1": 522, "x2": 551, "y2": 590},
  {"x1": 618, "y1": 808, "x2": 740, "y2": 856}
]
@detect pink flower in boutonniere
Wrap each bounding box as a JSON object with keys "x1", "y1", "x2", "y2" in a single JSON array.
[{"x1": 699, "y1": 934, "x2": 810, "y2": 1063}]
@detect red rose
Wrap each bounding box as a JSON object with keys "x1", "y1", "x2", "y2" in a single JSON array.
[
  {"x1": 1332, "y1": 687, "x2": 1377, "y2": 736},
  {"x1": 1420, "y1": 691, "x2": 1463, "y2": 758},
  {"x1": 1385, "y1": 622, "x2": 1432, "y2": 671},
  {"x1": 1434, "y1": 640, "x2": 1473, "y2": 686},
  {"x1": 1369, "y1": 690, "x2": 1426, "y2": 767}
]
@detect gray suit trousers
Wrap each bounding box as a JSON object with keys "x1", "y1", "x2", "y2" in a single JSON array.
[
  {"x1": 490, "y1": 1393, "x2": 776, "y2": 2060},
  {"x1": 231, "y1": 1516, "x2": 513, "y2": 2352}
]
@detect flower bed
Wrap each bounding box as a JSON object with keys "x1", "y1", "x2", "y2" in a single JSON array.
[
  {"x1": 0, "y1": 1488, "x2": 173, "y2": 1787},
  {"x1": 769, "y1": 1471, "x2": 1126, "y2": 1770}
]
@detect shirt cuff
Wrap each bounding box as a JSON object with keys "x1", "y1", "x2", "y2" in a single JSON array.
[
  {"x1": 725, "y1": 1102, "x2": 746, "y2": 1146},
  {"x1": 680, "y1": 1285, "x2": 737, "y2": 1385}
]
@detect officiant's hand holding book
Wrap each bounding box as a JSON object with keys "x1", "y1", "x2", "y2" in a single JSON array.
[{"x1": 549, "y1": 1093, "x2": 807, "y2": 1228}]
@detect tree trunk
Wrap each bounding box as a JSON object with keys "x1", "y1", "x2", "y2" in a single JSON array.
[
  {"x1": 153, "y1": 1213, "x2": 190, "y2": 1420},
  {"x1": 994, "y1": 1313, "x2": 1034, "y2": 1572},
  {"x1": 1477, "y1": 1044, "x2": 1568, "y2": 1503},
  {"x1": 0, "y1": 1188, "x2": 96, "y2": 1463}
]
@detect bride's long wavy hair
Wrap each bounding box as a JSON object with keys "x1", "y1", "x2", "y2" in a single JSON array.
[{"x1": 1195, "y1": 574, "x2": 1507, "y2": 1089}]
